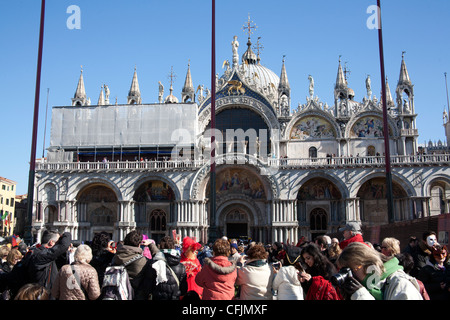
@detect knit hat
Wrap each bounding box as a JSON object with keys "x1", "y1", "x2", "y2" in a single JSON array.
[{"x1": 230, "y1": 243, "x2": 238, "y2": 250}]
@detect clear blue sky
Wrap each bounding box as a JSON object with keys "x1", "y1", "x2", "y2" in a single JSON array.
[{"x1": 1, "y1": 0, "x2": 449, "y2": 195}]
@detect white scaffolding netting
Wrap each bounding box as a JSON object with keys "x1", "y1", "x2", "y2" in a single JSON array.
[{"x1": 50, "y1": 103, "x2": 198, "y2": 148}]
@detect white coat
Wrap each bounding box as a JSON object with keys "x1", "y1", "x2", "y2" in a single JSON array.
[
  {"x1": 272, "y1": 265, "x2": 304, "y2": 300},
  {"x1": 235, "y1": 260, "x2": 275, "y2": 300}
]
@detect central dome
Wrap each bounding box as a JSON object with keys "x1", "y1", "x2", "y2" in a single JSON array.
[{"x1": 242, "y1": 63, "x2": 280, "y2": 90}]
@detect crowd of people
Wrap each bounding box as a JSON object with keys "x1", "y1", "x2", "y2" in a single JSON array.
[{"x1": 0, "y1": 221, "x2": 448, "y2": 301}]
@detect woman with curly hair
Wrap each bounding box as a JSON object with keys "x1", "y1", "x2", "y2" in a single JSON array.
[
  {"x1": 299, "y1": 243, "x2": 340, "y2": 300},
  {"x1": 301, "y1": 243, "x2": 337, "y2": 281}
]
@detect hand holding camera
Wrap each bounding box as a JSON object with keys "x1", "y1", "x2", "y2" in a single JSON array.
[{"x1": 331, "y1": 267, "x2": 363, "y2": 297}]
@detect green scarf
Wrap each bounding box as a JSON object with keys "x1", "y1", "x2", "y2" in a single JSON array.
[{"x1": 362, "y1": 257, "x2": 404, "y2": 300}]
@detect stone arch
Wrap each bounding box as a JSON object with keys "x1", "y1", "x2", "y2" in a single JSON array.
[
  {"x1": 423, "y1": 175, "x2": 450, "y2": 216},
  {"x1": 75, "y1": 183, "x2": 119, "y2": 232},
  {"x1": 198, "y1": 96, "x2": 280, "y2": 139},
  {"x1": 71, "y1": 177, "x2": 123, "y2": 202},
  {"x1": 190, "y1": 156, "x2": 279, "y2": 201}
]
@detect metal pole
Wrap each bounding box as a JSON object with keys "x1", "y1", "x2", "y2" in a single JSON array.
[
  {"x1": 208, "y1": 0, "x2": 217, "y2": 242},
  {"x1": 42, "y1": 88, "x2": 49, "y2": 158},
  {"x1": 25, "y1": 0, "x2": 46, "y2": 245},
  {"x1": 445, "y1": 72, "x2": 450, "y2": 115},
  {"x1": 377, "y1": 0, "x2": 394, "y2": 223}
]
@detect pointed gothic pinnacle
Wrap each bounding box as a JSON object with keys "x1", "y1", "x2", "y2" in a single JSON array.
[
  {"x1": 398, "y1": 51, "x2": 411, "y2": 85},
  {"x1": 279, "y1": 56, "x2": 290, "y2": 89},
  {"x1": 183, "y1": 61, "x2": 194, "y2": 92},
  {"x1": 74, "y1": 66, "x2": 86, "y2": 99}
]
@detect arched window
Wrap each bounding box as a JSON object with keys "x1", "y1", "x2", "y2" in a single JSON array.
[
  {"x1": 310, "y1": 208, "x2": 327, "y2": 231},
  {"x1": 309, "y1": 147, "x2": 317, "y2": 159},
  {"x1": 150, "y1": 209, "x2": 167, "y2": 232}
]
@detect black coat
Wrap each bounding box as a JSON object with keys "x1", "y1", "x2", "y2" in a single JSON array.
[
  {"x1": 417, "y1": 260, "x2": 450, "y2": 300},
  {"x1": 90, "y1": 249, "x2": 115, "y2": 287},
  {"x1": 28, "y1": 232, "x2": 72, "y2": 291},
  {"x1": 151, "y1": 251, "x2": 188, "y2": 300}
]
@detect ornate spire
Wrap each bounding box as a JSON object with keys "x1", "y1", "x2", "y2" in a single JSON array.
[
  {"x1": 398, "y1": 51, "x2": 411, "y2": 86},
  {"x1": 182, "y1": 61, "x2": 195, "y2": 102},
  {"x1": 279, "y1": 56, "x2": 290, "y2": 90},
  {"x1": 385, "y1": 77, "x2": 394, "y2": 106},
  {"x1": 97, "y1": 85, "x2": 105, "y2": 105},
  {"x1": 72, "y1": 66, "x2": 88, "y2": 106},
  {"x1": 278, "y1": 56, "x2": 291, "y2": 116},
  {"x1": 127, "y1": 66, "x2": 142, "y2": 104},
  {"x1": 335, "y1": 56, "x2": 347, "y2": 90}
]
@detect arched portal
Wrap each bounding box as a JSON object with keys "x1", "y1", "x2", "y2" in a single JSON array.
[
  {"x1": 76, "y1": 184, "x2": 118, "y2": 241},
  {"x1": 357, "y1": 178, "x2": 408, "y2": 223},
  {"x1": 224, "y1": 206, "x2": 251, "y2": 239},
  {"x1": 133, "y1": 180, "x2": 175, "y2": 240},
  {"x1": 297, "y1": 177, "x2": 343, "y2": 236}
]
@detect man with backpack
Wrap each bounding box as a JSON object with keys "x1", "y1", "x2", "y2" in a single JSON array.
[{"x1": 104, "y1": 230, "x2": 153, "y2": 300}]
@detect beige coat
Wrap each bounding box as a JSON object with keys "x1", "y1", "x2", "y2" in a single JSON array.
[{"x1": 52, "y1": 262, "x2": 101, "y2": 300}]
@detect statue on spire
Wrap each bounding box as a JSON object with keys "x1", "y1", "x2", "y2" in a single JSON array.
[
  {"x1": 365, "y1": 75, "x2": 372, "y2": 99},
  {"x1": 232, "y1": 36, "x2": 239, "y2": 68}
]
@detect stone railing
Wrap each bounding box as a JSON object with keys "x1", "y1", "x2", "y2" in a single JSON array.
[{"x1": 35, "y1": 153, "x2": 450, "y2": 172}]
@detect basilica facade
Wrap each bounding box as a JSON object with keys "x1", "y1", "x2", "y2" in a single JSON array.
[{"x1": 33, "y1": 32, "x2": 450, "y2": 245}]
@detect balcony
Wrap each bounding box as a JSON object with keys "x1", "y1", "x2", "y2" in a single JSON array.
[{"x1": 35, "y1": 153, "x2": 450, "y2": 173}]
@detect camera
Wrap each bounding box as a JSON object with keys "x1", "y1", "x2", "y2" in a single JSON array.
[{"x1": 331, "y1": 267, "x2": 353, "y2": 287}]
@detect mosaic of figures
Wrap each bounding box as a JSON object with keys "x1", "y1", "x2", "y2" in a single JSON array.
[
  {"x1": 77, "y1": 185, "x2": 117, "y2": 202},
  {"x1": 210, "y1": 168, "x2": 266, "y2": 199},
  {"x1": 290, "y1": 116, "x2": 336, "y2": 140},
  {"x1": 351, "y1": 116, "x2": 389, "y2": 138},
  {"x1": 357, "y1": 178, "x2": 407, "y2": 200},
  {"x1": 297, "y1": 178, "x2": 342, "y2": 200},
  {"x1": 134, "y1": 180, "x2": 175, "y2": 202}
]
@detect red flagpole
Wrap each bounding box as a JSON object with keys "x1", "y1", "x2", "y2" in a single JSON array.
[
  {"x1": 209, "y1": 0, "x2": 217, "y2": 242},
  {"x1": 25, "y1": 0, "x2": 46, "y2": 244},
  {"x1": 377, "y1": 0, "x2": 394, "y2": 223}
]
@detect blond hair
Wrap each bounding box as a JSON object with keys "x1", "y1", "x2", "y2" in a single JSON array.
[
  {"x1": 381, "y1": 237, "x2": 401, "y2": 256},
  {"x1": 336, "y1": 242, "x2": 385, "y2": 276},
  {"x1": 74, "y1": 244, "x2": 93, "y2": 263}
]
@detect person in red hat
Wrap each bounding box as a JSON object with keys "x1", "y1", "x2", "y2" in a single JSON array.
[{"x1": 180, "y1": 236, "x2": 203, "y2": 299}]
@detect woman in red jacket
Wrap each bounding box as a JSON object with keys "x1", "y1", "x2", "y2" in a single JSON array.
[
  {"x1": 195, "y1": 239, "x2": 237, "y2": 300},
  {"x1": 180, "y1": 236, "x2": 203, "y2": 299}
]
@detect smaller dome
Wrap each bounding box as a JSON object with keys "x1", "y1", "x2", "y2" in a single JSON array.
[
  {"x1": 165, "y1": 94, "x2": 179, "y2": 104},
  {"x1": 164, "y1": 85, "x2": 179, "y2": 104}
]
